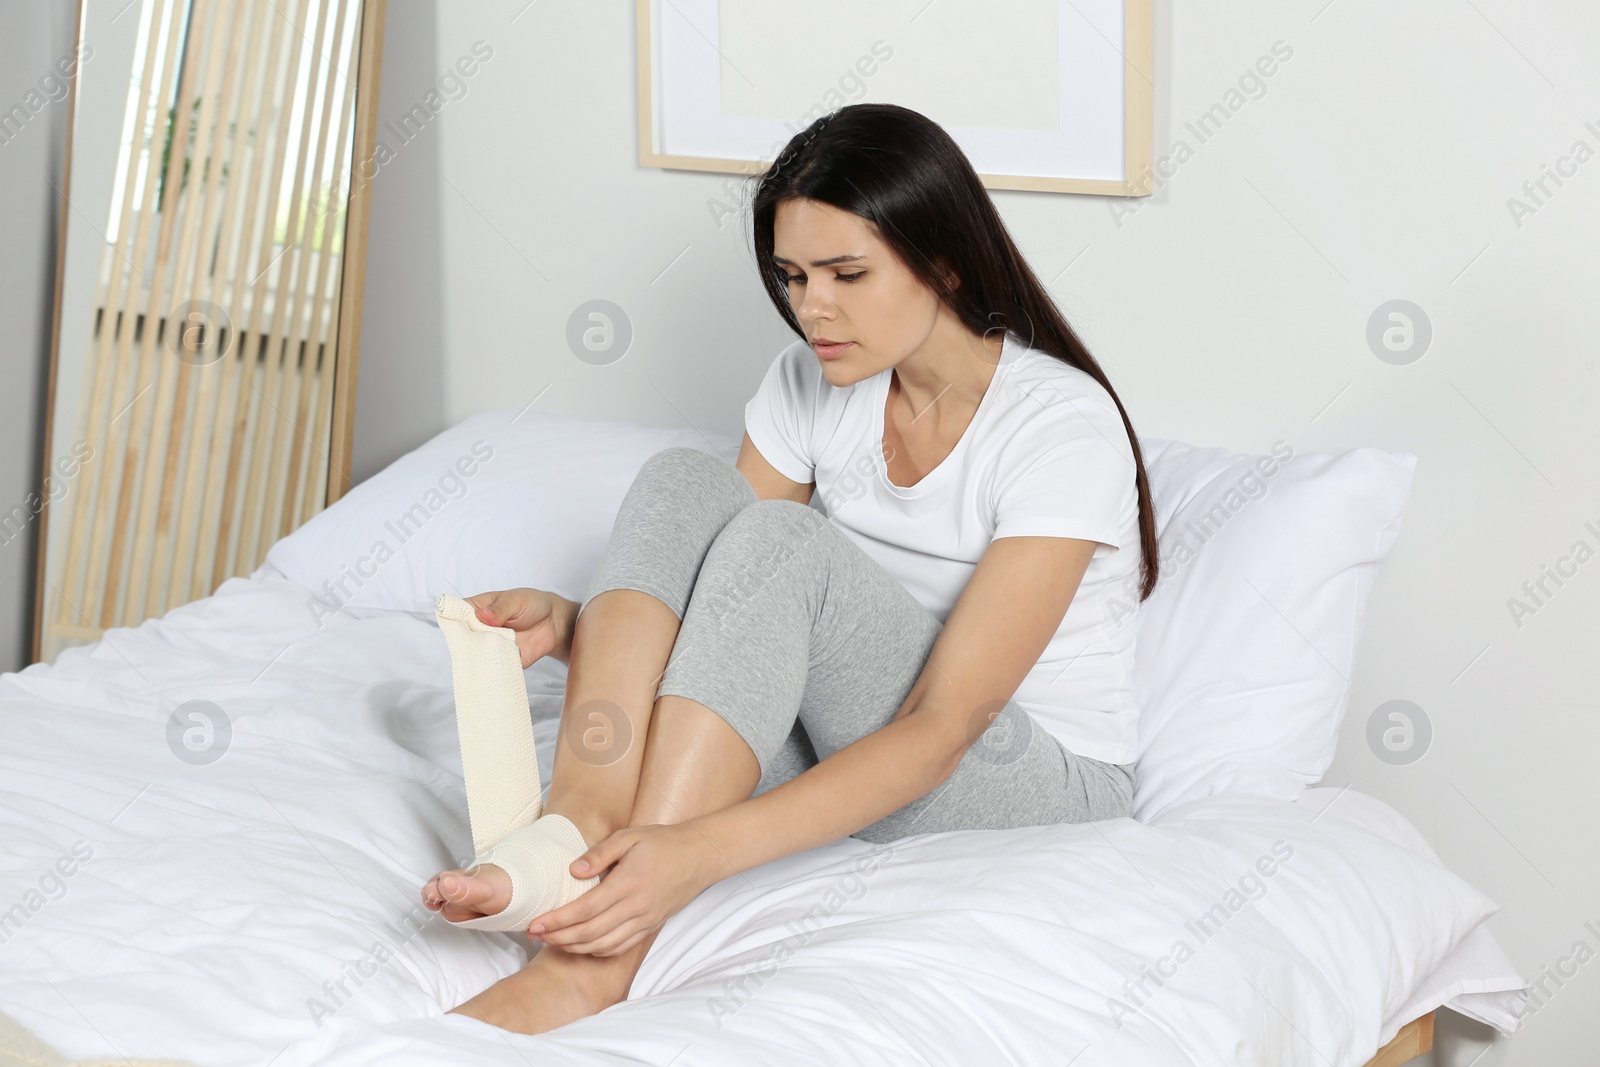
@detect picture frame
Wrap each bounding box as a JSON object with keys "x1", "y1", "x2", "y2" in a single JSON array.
[{"x1": 636, "y1": 0, "x2": 1153, "y2": 196}]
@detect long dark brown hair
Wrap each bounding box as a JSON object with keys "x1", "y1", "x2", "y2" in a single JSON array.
[{"x1": 749, "y1": 103, "x2": 1160, "y2": 601}]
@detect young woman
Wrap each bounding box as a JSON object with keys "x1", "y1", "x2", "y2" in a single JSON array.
[{"x1": 421, "y1": 102, "x2": 1159, "y2": 1035}]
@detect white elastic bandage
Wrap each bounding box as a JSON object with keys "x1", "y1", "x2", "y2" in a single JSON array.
[{"x1": 434, "y1": 593, "x2": 597, "y2": 931}]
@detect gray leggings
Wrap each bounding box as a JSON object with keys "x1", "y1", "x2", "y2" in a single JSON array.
[{"x1": 578, "y1": 446, "x2": 1134, "y2": 843}]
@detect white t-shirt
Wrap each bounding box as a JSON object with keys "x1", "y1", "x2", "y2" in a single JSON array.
[{"x1": 742, "y1": 330, "x2": 1142, "y2": 765}]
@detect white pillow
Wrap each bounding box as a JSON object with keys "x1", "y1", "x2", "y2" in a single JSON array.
[
  {"x1": 1130, "y1": 437, "x2": 1418, "y2": 821},
  {"x1": 263, "y1": 408, "x2": 739, "y2": 618}
]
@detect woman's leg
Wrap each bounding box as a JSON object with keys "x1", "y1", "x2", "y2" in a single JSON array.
[
  {"x1": 438, "y1": 445, "x2": 761, "y2": 918},
  {"x1": 470, "y1": 498, "x2": 1134, "y2": 1032},
  {"x1": 644, "y1": 497, "x2": 1134, "y2": 842},
  {"x1": 448, "y1": 447, "x2": 771, "y2": 1030},
  {"x1": 455, "y1": 461, "x2": 1132, "y2": 1032},
  {"x1": 541, "y1": 445, "x2": 775, "y2": 845},
  {"x1": 662, "y1": 495, "x2": 1139, "y2": 838}
]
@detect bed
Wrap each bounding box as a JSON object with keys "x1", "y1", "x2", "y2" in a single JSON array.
[{"x1": 0, "y1": 409, "x2": 1528, "y2": 1066}]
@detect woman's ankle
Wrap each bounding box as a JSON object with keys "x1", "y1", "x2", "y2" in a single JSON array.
[
  {"x1": 544, "y1": 804, "x2": 622, "y2": 851},
  {"x1": 532, "y1": 937, "x2": 654, "y2": 1001}
]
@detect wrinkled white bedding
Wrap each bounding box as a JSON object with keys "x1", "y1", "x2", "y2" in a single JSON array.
[{"x1": 0, "y1": 572, "x2": 1524, "y2": 1066}]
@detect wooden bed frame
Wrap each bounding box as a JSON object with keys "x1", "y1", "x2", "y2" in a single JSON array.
[{"x1": 1363, "y1": 1011, "x2": 1435, "y2": 1066}]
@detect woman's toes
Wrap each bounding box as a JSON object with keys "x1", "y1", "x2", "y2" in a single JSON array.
[{"x1": 428, "y1": 864, "x2": 512, "y2": 920}]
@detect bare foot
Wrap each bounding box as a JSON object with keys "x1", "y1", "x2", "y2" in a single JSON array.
[
  {"x1": 448, "y1": 941, "x2": 644, "y2": 1034},
  {"x1": 421, "y1": 861, "x2": 516, "y2": 923}
]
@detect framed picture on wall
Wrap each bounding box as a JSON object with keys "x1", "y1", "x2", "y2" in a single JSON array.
[{"x1": 636, "y1": 0, "x2": 1153, "y2": 197}]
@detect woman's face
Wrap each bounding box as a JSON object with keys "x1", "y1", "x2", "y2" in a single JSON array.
[{"x1": 771, "y1": 197, "x2": 945, "y2": 388}]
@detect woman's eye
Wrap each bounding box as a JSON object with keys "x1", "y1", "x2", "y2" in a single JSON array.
[{"x1": 779, "y1": 271, "x2": 864, "y2": 284}]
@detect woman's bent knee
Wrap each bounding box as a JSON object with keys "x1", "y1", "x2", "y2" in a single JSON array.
[
  {"x1": 638, "y1": 446, "x2": 754, "y2": 501},
  {"x1": 582, "y1": 447, "x2": 757, "y2": 617},
  {"x1": 713, "y1": 498, "x2": 824, "y2": 551}
]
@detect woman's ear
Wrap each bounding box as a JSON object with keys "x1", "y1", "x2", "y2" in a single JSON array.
[{"x1": 933, "y1": 257, "x2": 960, "y2": 295}]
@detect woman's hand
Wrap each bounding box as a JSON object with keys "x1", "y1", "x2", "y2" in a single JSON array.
[
  {"x1": 465, "y1": 587, "x2": 578, "y2": 667},
  {"x1": 525, "y1": 822, "x2": 737, "y2": 957}
]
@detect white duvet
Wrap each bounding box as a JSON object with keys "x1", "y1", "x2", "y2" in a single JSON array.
[{"x1": 0, "y1": 572, "x2": 1525, "y2": 1066}]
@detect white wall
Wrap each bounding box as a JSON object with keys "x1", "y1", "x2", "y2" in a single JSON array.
[
  {"x1": 352, "y1": 2, "x2": 1599, "y2": 1061},
  {"x1": 350, "y1": 0, "x2": 450, "y2": 485}
]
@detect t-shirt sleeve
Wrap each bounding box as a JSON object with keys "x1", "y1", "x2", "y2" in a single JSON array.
[
  {"x1": 742, "y1": 341, "x2": 820, "y2": 485},
  {"x1": 989, "y1": 392, "x2": 1135, "y2": 548}
]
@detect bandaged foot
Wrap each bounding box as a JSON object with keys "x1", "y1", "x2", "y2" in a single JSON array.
[
  {"x1": 427, "y1": 593, "x2": 598, "y2": 932},
  {"x1": 434, "y1": 814, "x2": 596, "y2": 931}
]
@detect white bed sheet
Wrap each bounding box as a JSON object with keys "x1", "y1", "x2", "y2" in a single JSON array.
[{"x1": 0, "y1": 572, "x2": 1526, "y2": 1066}]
